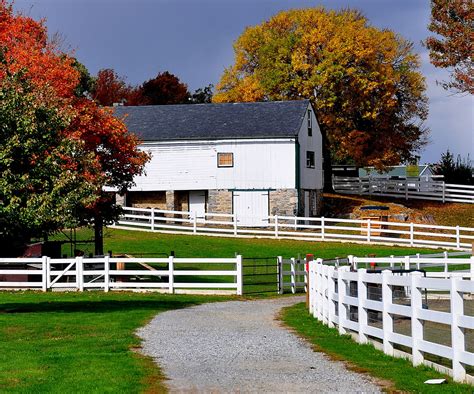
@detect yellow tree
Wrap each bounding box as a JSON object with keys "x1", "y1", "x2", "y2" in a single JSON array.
[{"x1": 214, "y1": 8, "x2": 428, "y2": 176}]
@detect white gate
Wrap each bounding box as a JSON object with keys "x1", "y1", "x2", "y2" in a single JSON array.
[{"x1": 233, "y1": 190, "x2": 269, "y2": 227}]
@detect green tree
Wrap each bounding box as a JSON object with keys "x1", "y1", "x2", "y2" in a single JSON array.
[
  {"x1": 0, "y1": 69, "x2": 97, "y2": 252},
  {"x1": 71, "y1": 58, "x2": 96, "y2": 98},
  {"x1": 191, "y1": 84, "x2": 213, "y2": 103},
  {"x1": 434, "y1": 150, "x2": 473, "y2": 184},
  {"x1": 214, "y1": 7, "x2": 429, "y2": 188}
]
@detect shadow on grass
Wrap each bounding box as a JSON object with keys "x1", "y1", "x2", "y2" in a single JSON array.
[{"x1": 0, "y1": 299, "x2": 204, "y2": 314}]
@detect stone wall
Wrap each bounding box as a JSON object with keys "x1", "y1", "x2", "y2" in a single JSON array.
[
  {"x1": 207, "y1": 189, "x2": 233, "y2": 214},
  {"x1": 127, "y1": 191, "x2": 166, "y2": 209},
  {"x1": 269, "y1": 189, "x2": 298, "y2": 216}
]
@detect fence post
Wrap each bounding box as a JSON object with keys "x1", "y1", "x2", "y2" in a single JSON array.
[
  {"x1": 46, "y1": 257, "x2": 51, "y2": 290},
  {"x1": 233, "y1": 214, "x2": 238, "y2": 236},
  {"x1": 456, "y1": 225, "x2": 460, "y2": 249},
  {"x1": 411, "y1": 271, "x2": 424, "y2": 366},
  {"x1": 404, "y1": 255, "x2": 410, "y2": 271},
  {"x1": 358, "y1": 178, "x2": 362, "y2": 195},
  {"x1": 389, "y1": 255, "x2": 395, "y2": 269},
  {"x1": 450, "y1": 277, "x2": 466, "y2": 382},
  {"x1": 405, "y1": 181, "x2": 408, "y2": 200},
  {"x1": 410, "y1": 223, "x2": 414, "y2": 246},
  {"x1": 274, "y1": 215, "x2": 279, "y2": 238},
  {"x1": 321, "y1": 217, "x2": 325, "y2": 240},
  {"x1": 104, "y1": 255, "x2": 110, "y2": 292},
  {"x1": 168, "y1": 255, "x2": 174, "y2": 294},
  {"x1": 327, "y1": 265, "x2": 336, "y2": 328},
  {"x1": 357, "y1": 268, "x2": 368, "y2": 344},
  {"x1": 76, "y1": 256, "x2": 84, "y2": 292},
  {"x1": 151, "y1": 207, "x2": 155, "y2": 231},
  {"x1": 236, "y1": 255, "x2": 243, "y2": 296},
  {"x1": 338, "y1": 267, "x2": 348, "y2": 335},
  {"x1": 415, "y1": 253, "x2": 420, "y2": 270},
  {"x1": 41, "y1": 256, "x2": 48, "y2": 292},
  {"x1": 290, "y1": 258, "x2": 296, "y2": 294},
  {"x1": 367, "y1": 219, "x2": 371, "y2": 243},
  {"x1": 442, "y1": 181, "x2": 446, "y2": 203},
  {"x1": 193, "y1": 212, "x2": 197, "y2": 234},
  {"x1": 348, "y1": 254, "x2": 356, "y2": 270},
  {"x1": 382, "y1": 270, "x2": 394, "y2": 356},
  {"x1": 277, "y1": 256, "x2": 283, "y2": 294}
]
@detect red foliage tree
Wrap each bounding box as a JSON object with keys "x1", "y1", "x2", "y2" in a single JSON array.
[
  {"x1": 0, "y1": 1, "x2": 149, "y2": 253},
  {"x1": 425, "y1": 0, "x2": 473, "y2": 94},
  {"x1": 138, "y1": 71, "x2": 190, "y2": 105},
  {"x1": 92, "y1": 68, "x2": 130, "y2": 106}
]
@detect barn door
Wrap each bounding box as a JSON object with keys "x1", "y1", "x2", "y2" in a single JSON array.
[
  {"x1": 233, "y1": 191, "x2": 269, "y2": 227},
  {"x1": 189, "y1": 190, "x2": 206, "y2": 221}
]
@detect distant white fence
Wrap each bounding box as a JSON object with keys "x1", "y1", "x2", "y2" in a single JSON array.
[
  {"x1": 333, "y1": 176, "x2": 474, "y2": 204},
  {"x1": 110, "y1": 207, "x2": 474, "y2": 251},
  {"x1": 0, "y1": 256, "x2": 243, "y2": 295},
  {"x1": 308, "y1": 260, "x2": 474, "y2": 383},
  {"x1": 280, "y1": 253, "x2": 474, "y2": 294}
]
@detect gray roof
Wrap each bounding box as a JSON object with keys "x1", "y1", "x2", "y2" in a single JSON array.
[{"x1": 113, "y1": 100, "x2": 310, "y2": 141}]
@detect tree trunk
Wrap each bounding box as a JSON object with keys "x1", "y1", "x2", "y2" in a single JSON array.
[
  {"x1": 94, "y1": 215, "x2": 104, "y2": 256},
  {"x1": 321, "y1": 128, "x2": 334, "y2": 193}
]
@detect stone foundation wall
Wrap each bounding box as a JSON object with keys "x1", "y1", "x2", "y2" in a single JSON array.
[
  {"x1": 207, "y1": 189, "x2": 233, "y2": 214},
  {"x1": 269, "y1": 189, "x2": 298, "y2": 216},
  {"x1": 127, "y1": 191, "x2": 166, "y2": 209}
]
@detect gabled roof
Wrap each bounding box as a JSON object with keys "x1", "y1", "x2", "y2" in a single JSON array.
[{"x1": 113, "y1": 100, "x2": 310, "y2": 141}]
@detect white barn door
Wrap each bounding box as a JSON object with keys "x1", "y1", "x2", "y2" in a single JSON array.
[
  {"x1": 189, "y1": 190, "x2": 206, "y2": 221},
  {"x1": 233, "y1": 191, "x2": 269, "y2": 227}
]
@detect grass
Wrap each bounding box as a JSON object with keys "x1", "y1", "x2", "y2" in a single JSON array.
[
  {"x1": 54, "y1": 227, "x2": 439, "y2": 259},
  {"x1": 0, "y1": 291, "x2": 232, "y2": 393},
  {"x1": 281, "y1": 302, "x2": 473, "y2": 393}
]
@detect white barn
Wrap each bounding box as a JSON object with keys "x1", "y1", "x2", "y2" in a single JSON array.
[{"x1": 114, "y1": 100, "x2": 323, "y2": 226}]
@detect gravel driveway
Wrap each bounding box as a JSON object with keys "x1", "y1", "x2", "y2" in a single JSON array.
[{"x1": 138, "y1": 297, "x2": 381, "y2": 393}]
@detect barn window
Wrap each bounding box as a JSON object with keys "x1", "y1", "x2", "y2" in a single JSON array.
[
  {"x1": 306, "y1": 151, "x2": 315, "y2": 168},
  {"x1": 217, "y1": 152, "x2": 233, "y2": 167},
  {"x1": 307, "y1": 109, "x2": 312, "y2": 136}
]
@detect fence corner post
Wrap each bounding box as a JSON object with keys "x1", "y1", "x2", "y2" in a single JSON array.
[
  {"x1": 168, "y1": 255, "x2": 174, "y2": 294},
  {"x1": 277, "y1": 256, "x2": 283, "y2": 295},
  {"x1": 381, "y1": 269, "x2": 394, "y2": 356},
  {"x1": 450, "y1": 277, "x2": 466, "y2": 382},
  {"x1": 104, "y1": 255, "x2": 110, "y2": 293},
  {"x1": 410, "y1": 271, "x2": 424, "y2": 366},
  {"x1": 236, "y1": 255, "x2": 243, "y2": 296},
  {"x1": 41, "y1": 256, "x2": 48, "y2": 292}
]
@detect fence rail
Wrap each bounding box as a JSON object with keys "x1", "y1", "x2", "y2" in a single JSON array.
[
  {"x1": 0, "y1": 256, "x2": 243, "y2": 295},
  {"x1": 110, "y1": 207, "x2": 474, "y2": 251},
  {"x1": 333, "y1": 176, "x2": 474, "y2": 204},
  {"x1": 308, "y1": 259, "x2": 474, "y2": 383},
  {"x1": 280, "y1": 254, "x2": 474, "y2": 293}
]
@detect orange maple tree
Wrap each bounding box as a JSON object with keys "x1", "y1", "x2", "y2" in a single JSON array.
[{"x1": 0, "y1": 1, "x2": 149, "y2": 252}]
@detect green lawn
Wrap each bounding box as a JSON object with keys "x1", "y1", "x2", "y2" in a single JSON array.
[
  {"x1": 55, "y1": 227, "x2": 439, "y2": 259},
  {"x1": 281, "y1": 302, "x2": 473, "y2": 393},
  {"x1": 0, "y1": 292, "x2": 232, "y2": 393}
]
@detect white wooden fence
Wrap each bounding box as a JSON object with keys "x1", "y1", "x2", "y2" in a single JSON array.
[
  {"x1": 308, "y1": 260, "x2": 474, "y2": 382},
  {"x1": 110, "y1": 207, "x2": 474, "y2": 251},
  {"x1": 333, "y1": 176, "x2": 474, "y2": 204},
  {"x1": 0, "y1": 256, "x2": 243, "y2": 295},
  {"x1": 280, "y1": 253, "x2": 474, "y2": 294}
]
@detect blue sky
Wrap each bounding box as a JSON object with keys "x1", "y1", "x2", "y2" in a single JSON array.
[{"x1": 14, "y1": 0, "x2": 473, "y2": 164}]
